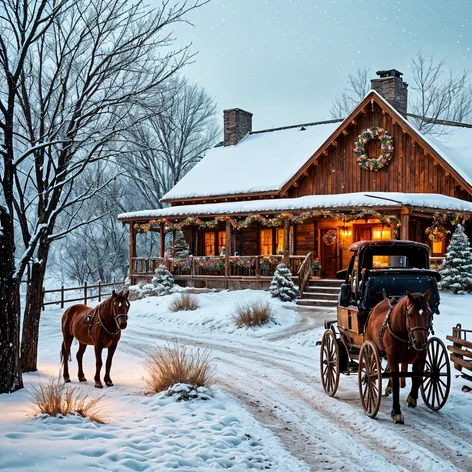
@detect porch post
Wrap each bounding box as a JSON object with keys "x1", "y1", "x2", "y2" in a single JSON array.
[
  {"x1": 159, "y1": 222, "x2": 165, "y2": 258},
  {"x1": 400, "y1": 207, "x2": 410, "y2": 240},
  {"x1": 283, "y1": 217, "x2": 290, "y2": 262},
  {"x1": 129, "y1": 221, "x2": 136, "y2": 284},
  {"x1": 225, "y1": 220, "x2": 231, "y2": 277}
]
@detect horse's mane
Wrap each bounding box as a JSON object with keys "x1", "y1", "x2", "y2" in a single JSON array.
[{"x1": 92, "y1": 293, "x2": 124, "y2": 322}]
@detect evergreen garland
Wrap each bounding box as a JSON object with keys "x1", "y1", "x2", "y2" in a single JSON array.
[
  {"x1": 270, "y1": 263, "x2": 299, "y2": 302},
  {"x1": 440, "y1": 224, "x2": 472, "y2": 293},
  {"x1": 152, "y1": 264, "x2": 175, "y2": 296}
]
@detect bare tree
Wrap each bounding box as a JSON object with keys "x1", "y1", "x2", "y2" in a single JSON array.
[
  {"x1": 409, "y1": 53, "x2": 472, "y2": 133},
  {"x1": 0, "y1": 0, "x2": 206, "y2": 391},
  {"x1": 329, "y1": 55, "x2": 472, "y2": 134},
  {"x1": 329, "y1": 67, "x2": 370, "y2": 119},
  {"x1": 121, "y1": 76, "x2": 219, "y2": 209}
]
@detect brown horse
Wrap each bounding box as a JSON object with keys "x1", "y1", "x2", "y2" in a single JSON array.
[
  {"x1": 366, "y1": 290, "x2": 432, "y2": 424},
  {"x1": 61, "y1": 290, "x2": 130, "y2": 388}
]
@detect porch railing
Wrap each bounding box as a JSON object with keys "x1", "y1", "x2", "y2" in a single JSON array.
[
  {"x1": 297, "y1": 252, "x2": 313, "y2": 294},
  {"x1": 132, "y1": 255, "x2": 305, "y2": 278}
]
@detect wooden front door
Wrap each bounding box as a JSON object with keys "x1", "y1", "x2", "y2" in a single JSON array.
[{"x1": 320, "y1": 228, "x2": 338, "y2": 278}]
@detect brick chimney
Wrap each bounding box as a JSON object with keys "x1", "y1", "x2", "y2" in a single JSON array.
[
  {"x1": 371, "y1": 69, "x2": 408, "y2": 117},
  {"x1": 223, "y1": 108, "x2": 252, "y2": 146}
]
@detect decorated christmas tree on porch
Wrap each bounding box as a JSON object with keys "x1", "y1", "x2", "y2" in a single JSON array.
[
  {"x1": 440, "y1": 224, "x2": 472, "y2": 293},
  {"x1": 270, "y1": 263, "x2": 299, "y2": 302}
]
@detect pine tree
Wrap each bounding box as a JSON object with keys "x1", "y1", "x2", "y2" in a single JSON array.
[
  {"x1": 173, "y1": 230, "x2": 190, "y2": 258},
  {"x1": 440, "y1": 224, "x2": 472, "y2": 293},
  {"x1": 152, "y1": 264, "x2": 175, "y2": 295},
  {"x1": 270, "y1": 263, "x2": 299, "y2": 302}
]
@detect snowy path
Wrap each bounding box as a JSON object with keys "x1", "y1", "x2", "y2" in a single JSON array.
[
  {"x1": 121, "y1": 320, "x2": 472, "y2": 472},
  {"x1": 2, "y1": 290, "x2": 472, "y2": 471}
]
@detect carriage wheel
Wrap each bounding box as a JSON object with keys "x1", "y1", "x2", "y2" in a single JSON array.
[
  {"x1": 320, "y1": 329, "x2": 340, "y2": 397},
  {"x1": 358, "y1": 340, "x2": 382, "y2": 418},
  {"x1": 421, "y1": 337, "x2": 451, "y2": 411}
]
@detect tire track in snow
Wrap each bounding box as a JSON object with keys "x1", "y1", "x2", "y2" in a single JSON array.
[{"x1": 122, "y1": 328, "x2": 469, "y2": 471}]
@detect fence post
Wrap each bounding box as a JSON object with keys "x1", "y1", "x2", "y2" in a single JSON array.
[
  {"x1": 61, "y1": 285, "x2": 64, "y2": 309},
  {"x1": 84, "y1": 281, "x2": 88, "y2": 305},
  {"x1": 42, "y1": 287, "x2": 45, "y2": 311},
  {"x1": 98, "y1": 280, "x2": 102, "y2": 302}
]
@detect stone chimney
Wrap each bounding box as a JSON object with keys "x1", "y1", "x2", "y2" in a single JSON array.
[
  {"x1": 223, "y1": 108, "x2": 253, "y2": 146},
  {"x1": 370, "y1": 69, "x2": 408, "y2": 117}
]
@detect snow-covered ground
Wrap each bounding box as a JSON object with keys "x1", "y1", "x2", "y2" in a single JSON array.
[{"x1": 1, "y1": 289, "x2": 472, "y2": 471}]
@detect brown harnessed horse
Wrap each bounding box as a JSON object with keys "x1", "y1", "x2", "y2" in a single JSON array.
[
  {"x1": 61, "y1": 290, "x2": 130, "y2": 388},
  {"x1": 366, "y1": 289, "x2": 433, "y2": 424}
]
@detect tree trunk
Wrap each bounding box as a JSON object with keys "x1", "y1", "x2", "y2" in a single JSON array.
[
  {"x1": 0, "y1": 209, "x2": 24, "y2": 393},
  {"x1": 21, "y1": 240, "x2": 49, "y2": 372}
]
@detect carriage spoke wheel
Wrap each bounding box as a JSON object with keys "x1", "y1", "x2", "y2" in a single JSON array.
[
  {"x1": 320, "y1": 329, "x2": 340, "y2": 397},
  {"x1": 358, "y1": 340, "x2": 382, "y2": 418},
  {"x1": 421, "y1": 337, "x2": 451, "y2": 411}
]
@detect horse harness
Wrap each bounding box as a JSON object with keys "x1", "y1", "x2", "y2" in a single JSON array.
[
  {"x1": 379, "y1": 297, "x2": 432, "y2": 352},
  {"x1": 86, "y1": 300, "x2": 130, "y2": 338}
]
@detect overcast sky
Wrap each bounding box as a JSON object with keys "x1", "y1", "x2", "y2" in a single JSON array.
[{"x1": 161, "y1": 0, "x2": 472, "y2": 130}]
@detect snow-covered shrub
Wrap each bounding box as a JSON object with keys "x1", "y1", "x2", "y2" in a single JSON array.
[
  {"x1": 145, "y1": 341, "x2": 213, "y2": 393},
  {"x1": 169, "y1": 293, "x2": 199, "y2": 312},
  {"x1": 152, "y1": 264, "x2": 175, "y2": 296},
  {"x1": 165, "y1": 384, "x2": 211, "y2": 401},
  {"x1": 440, "y1": 224, "x2": 472, "y2": 293},
  {"x1": 234, "y1": 299, "x2": 273, "y2": 327},
  {"x1": 270, "y1": 263, "x2": 299, "y2": 301},
  {"x1": 30, "y1": 377, "x2": 104, "y2": 423}
]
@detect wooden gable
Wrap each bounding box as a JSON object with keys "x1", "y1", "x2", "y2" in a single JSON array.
[{"x1": 282, "y1": 93, "x2": 472, "y2": 201}]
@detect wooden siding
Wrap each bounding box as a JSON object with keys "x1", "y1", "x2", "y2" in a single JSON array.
[
  {"x1": 295, "y1": 222, "x2": 315, "y2": 255},
  {"x1": 286, "y1": 106, "x2": 472, "y2": 201}
]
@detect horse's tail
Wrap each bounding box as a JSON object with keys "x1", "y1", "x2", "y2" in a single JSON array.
[{"x1": 61, "y1": 307, "x2": 75, "y2": 362}]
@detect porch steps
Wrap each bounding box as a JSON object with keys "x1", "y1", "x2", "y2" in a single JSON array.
[{"x1": 296, "y1": 278, "x2": 342, "y2": 308}]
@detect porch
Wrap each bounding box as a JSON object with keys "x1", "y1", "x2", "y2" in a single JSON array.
[{"x1": 119, "y1": 192, "x2": 472, "y2": 291}]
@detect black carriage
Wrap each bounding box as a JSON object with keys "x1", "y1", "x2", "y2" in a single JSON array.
[{"x1": 320, "y1": 240, "x2": 451, "y2": 418}]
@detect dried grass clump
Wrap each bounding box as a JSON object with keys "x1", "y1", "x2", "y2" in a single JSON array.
[
  {"x1": 30, "y1": 377, "x2": 104, "y2": 423},
  {"x1": 169, "y1": 293, "x2": 199, "y2": 312},
  {"x1": 145, "y1": 341, "x2": 213, "y2": 393},
  {"x1": 234, "y1": 299, "x2": 273, "y2": 328}
]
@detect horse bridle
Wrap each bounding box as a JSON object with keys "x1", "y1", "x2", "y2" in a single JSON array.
[
  {"x1": 89, "y1": 298, "x2": 130, "y2": 337},
  {"x1": 380, "y1": 298, "x2": 432, "y2": 352}
]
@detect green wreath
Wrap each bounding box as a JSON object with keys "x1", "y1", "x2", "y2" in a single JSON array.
[{"x1": 354, "y1": 127, "x2": 394, "y2": 171}]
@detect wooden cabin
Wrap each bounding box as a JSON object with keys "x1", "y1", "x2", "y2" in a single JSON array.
[{"x1": 118, "y1": 69, "x2": 472, "y2": 293}]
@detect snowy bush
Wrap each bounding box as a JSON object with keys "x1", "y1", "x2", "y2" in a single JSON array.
[
  {"x1": 234, "y1": 299, "x2": 273, "y2": 327},
  {"x1": 170, "y1": 293, "x2": 199, "y2": 312},
  {"x1": 269, "y1": 263, "x2": 299, "y2": 302},
  {"x1": 30, "y1": 377, "x2": 104, "y2": 423},
  {"x1": 440, "y1": 224, "x2": 472, "y2": 293},
  {"x1": 145, "y1": 341, "x2": 213, "y2": 393},
  {"x1": 152, "y1": 264, "x2": 175, "y2": 296}
]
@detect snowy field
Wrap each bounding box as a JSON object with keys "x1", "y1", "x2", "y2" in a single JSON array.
[{"x1": 1, "y1": 289, "x2": 472, "y2": 471}]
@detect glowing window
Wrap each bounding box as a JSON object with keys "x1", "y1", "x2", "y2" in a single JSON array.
[
  {"x1": 372, "y1": 226, "x2": 391, "y2": 240},
  {"x1": 204, "y1": 232, "x2": 215, "y2": 256},
  {"x1": 260, "y1": 229, "x2": 273, "y2": 255},
  {"x1": 218, "y1": 231, "x2": 226, "y2": 251},
  {"x1": 276, "y1": 228, "x2": 285, "y2": 255},
  {"x1": 432, "y1": 240, "x2": 443, "y2": 254}
]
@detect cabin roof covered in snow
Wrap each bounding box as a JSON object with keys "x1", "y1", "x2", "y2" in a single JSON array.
[
  {"x1": 118, "y1": 192, "x2": 472, "y2": 221},
  {"x1": 161, "y1": 120, "x2": 342, "y2": 201}
]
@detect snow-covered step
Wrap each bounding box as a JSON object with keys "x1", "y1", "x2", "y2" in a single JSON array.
[
  {"x1": 306, "y1": 279, "x2": 343, "y2": 288},
  {"x1": 305, "y1": 285, "x2": 341, "y2": 292},
  {"x1": 296, "y1": 299, "x2": 338, "y2": 307},
  {"x1": 302, "y1": 292, "x2": 339, "y2": 300}
]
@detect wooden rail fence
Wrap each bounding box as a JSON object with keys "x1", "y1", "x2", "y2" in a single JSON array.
[
  {"x1": 447, "y1": 323, "x2": 472, "y2": 383},
  {"x1": 42, "y1": 280, "x2": 125, "y2": 310}
]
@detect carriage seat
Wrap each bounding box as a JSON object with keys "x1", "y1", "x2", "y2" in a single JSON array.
[{"x1": 360, "y1": 270, "x2": 440, "y2": 314}]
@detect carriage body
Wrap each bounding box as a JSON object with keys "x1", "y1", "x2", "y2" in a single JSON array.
[
  {"x1": 335, "y1": 240, "x2": 441, "y2": 359},
  {"x1": 320, "y1": 240, "x2": 450, "y2": 417}
]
